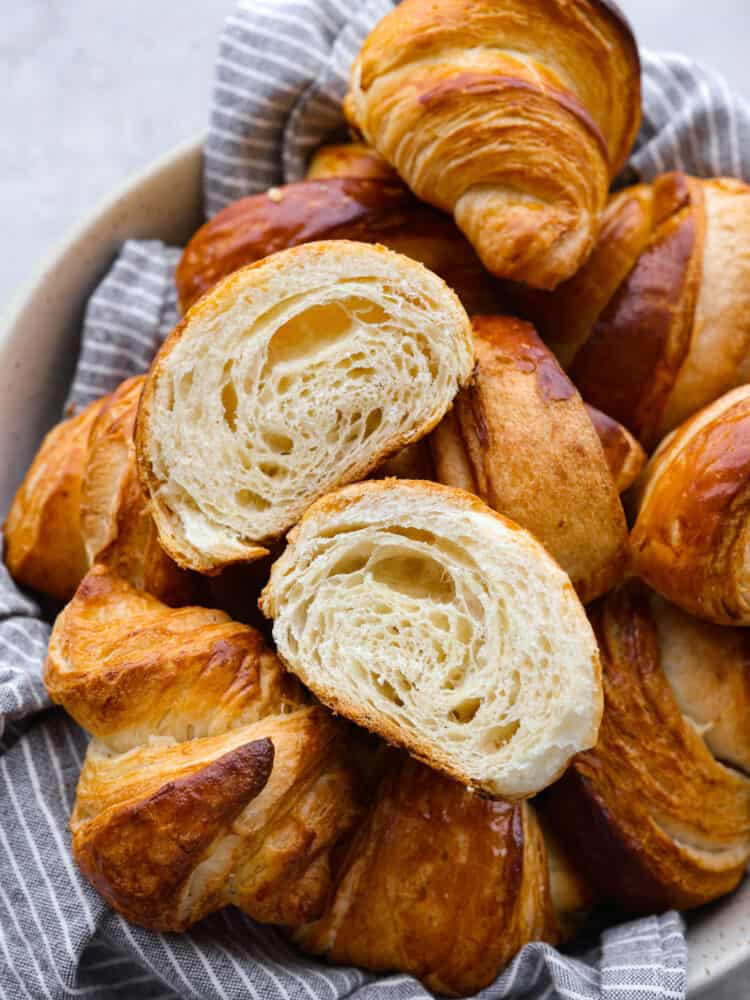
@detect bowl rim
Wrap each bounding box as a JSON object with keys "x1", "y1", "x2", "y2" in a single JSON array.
[{"x1": 0, "y1": 135, "x2": 748, "y2": 998}]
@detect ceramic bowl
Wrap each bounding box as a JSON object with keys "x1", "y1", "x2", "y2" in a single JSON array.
[{"x1": 0, "y1": 138, "x2": 747, "y2": 999}]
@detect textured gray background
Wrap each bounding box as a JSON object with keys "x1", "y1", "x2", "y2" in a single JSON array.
[{"x1": 1, "y1": 2, "x2": 748, "y2": 997}]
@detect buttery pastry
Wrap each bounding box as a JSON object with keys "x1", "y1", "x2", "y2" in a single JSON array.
[
  {"x1": 430, "y1": 316, "x2": 628, "y2": 603},
  {"x1": 518, "y1": 172, "x2": 750, "y2": 448},
  {"x1": 306, "y1": 142, "x2": 396, "y2": 181},
  {"x1": 545, "y1": 581, "x2": 750, "y2": 910},
  {"x1": 175, "y1": 177, "x2": 501, "y2": 315},
  {"x1": 630, "y1": 385, "x2": 750, "y2": 624},
  {"x1": 3, "y1": 396, "x2": 107, "y2": 601},
  {"x1": 80, "y1": 375, "x2": 197, "y2": 606},
  {"x1": 139, "y1": 241, "x2": 475, "y2": 574},
  {"x1": 46, "y1": 565, "x2": 361, "y2": 930},
  {"x1": 260, "y1": 479, "x2": 603, "y2": 799},
  {"x1": 345, "y1": 0, "x2": 641, "y2": 288},
  {"x1": 296, "y1": 750, "x2": 592, "y2": 996},
  {"x1": 584, "y1": 403, "x2": 646, "y2": 495}
]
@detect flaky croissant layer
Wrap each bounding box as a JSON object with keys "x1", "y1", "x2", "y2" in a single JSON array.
[{"x1": 346, "y1": 0, "x2": 641, "y2": 288}]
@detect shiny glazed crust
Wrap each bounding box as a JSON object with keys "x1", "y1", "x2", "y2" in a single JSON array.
[
  {"x1": 296, "y1": 751, "x2": 564, "y2": 996},
  {"x1": 545, "y1": 581, "x2": 750, "y2": 910},
  {"x1": 306, "y1": 142, "x2": 396, "y2": 181},
  {"x1": 46, "y1": 565, "x2": 362, "y2": 930},
  {"x1": 430, "y1": 316, "x2": 629, "y2": 603},
  {"x1": 631, "y1": 385, "x2": 750, "y2": 624},
  {"x1": 518, "y1": 172, "x2": 750, "y2": 448},
  {"x1": 345, "y1": 0, "x2": 641, "y2": 287},
  {"x1": 175, "y1": 178, "x2": 501, "y2": 315},
  {"x1": 260, "y1": 478, "x2": 602, "y2": 799}
]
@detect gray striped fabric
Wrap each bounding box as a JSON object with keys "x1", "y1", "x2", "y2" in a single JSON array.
[{"x1": 3, "y1": 1, "x2": 750, "y2": 997}]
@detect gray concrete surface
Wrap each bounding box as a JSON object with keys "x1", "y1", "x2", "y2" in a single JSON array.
[{"x1": 1, "y1": 2, "x2": 749, "y2": 997}]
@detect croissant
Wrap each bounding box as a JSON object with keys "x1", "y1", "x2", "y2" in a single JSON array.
[
  {"x1": 3, "y1": 395, "x2": 107, "y2": 601},
  {"x1": 80, "y1": 375, "x2": 198, "y2": 606},
  {"x1": 175, "y1": 178, "x2": 501, "y2": 315},
  {"x1": 544, "y1": 581, "x2": 750, "y2": 910},
  {"x1": 46, "y1": 565, "x2": 362, "y2": 930},
  {"x1": 517, "y1": 172, "x2": 750, "y2": 448},
  {"x1": 260, "y1": 478, "x2": 602, "y2": 799},
  {"x1": 430, "y1": 316, "x2": 628, "y2": 603},
  {"x1": 584, "y1": 403, "x2": 646, "y2": 494},
  {"x1": 630, "y1": 385, "x2": 750, "y2": 624},
  {"x1": 345, "y1": 0, "x2": 641, "y2": 288},
  {"x1": 306, "y1": 142, "x2": 396, "y2": 181},
  {"x1": 139, "y1": 241, "x2": 475, "y2": 574},
  {"x1": 296, "y1": 750, "x2": 591, "y2": 996}
]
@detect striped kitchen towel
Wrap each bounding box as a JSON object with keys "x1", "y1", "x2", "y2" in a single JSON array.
[{"x1": 4, "y1": 1, "x2": 750, "y2": 997}]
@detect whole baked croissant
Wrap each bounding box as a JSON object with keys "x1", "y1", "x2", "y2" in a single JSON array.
[
  {"x1": 545, "y1": 580, "x2": 750, "y2": 910},
  {"x1": 4, "y1": 377, "x2": 196, "y2": 605},
  {"x1": 296, "y1": 750, "x2": 592, "y2": 997},
  {"x1": 46, "y1": 564, "x2": 362, "y2": 930},
  {"x1": 175, "y1": 177, "x2": 501, "y2": 315},
  {"x1": 517, "y1": 171, "x2": 750, "y2": 448},
  {"x1": 3, "y1": 395, "x2": 107, "y2": 601},
  {"x1": 345, "y1": 0, "x2": 641, "y2": 288},
  {"x1": 430, "y1": 315, "x2": 629, "y2": 603},
  {"x1": 630, "y1": 385, "x2": 750, "y2": 624}
]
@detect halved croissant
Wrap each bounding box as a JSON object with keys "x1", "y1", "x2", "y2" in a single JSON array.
[
  {"x1": 296, "y1": 750, "x2": 591, "y2": 997},
  {"x1": 260, "y1": 479, "x2": 602, "y2": 799},
  {"x1": 630, "y1": 386, "x2": 750, "y2": 624},
  {"x1": 545, "y1": 581, "x2": 750, "y2": 910},
  {"x1": 306, "y1": 142, "x2": 396, "y2": 181},
  {"x1": 345, "y1": 0, "x2": 641, "y2": 288},
  {"x1": 3, "y1": 396, "x2": 107, "y2": 601},
  {"x1": 80, "y1": 375, "x2": 197, "y2": 606},
  {"x1": 175, "y1": 178, "x2": 501, "y2": 315},
  {"x1": 430, "y1": 316, "x2": 628, "y2": 603},
  {"x1": 517, "y1": 172, "x2": 750, "y2": 448},
  {"x1": 46, "y1": 565, "x2": 362, "y2": 930},
  {"x1": 139, "y1": 241, "x2": 475, "y2": 574}
]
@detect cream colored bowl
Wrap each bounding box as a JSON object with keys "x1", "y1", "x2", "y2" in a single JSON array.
[{"x1": 0, "y1": 138, "x2": 747, "y2": 998}]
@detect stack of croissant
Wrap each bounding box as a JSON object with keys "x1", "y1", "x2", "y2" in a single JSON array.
[{"x1": 5, "y1": 1, "x2": 750, "y2": 995}]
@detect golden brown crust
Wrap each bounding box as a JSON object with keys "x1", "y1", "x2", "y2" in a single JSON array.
[
  {"x1": 306, "y1": 142, "x2": 397, "y2": 181},
  {"x1": 430, "y1": 316, "x2": 628, "y2": 603},
  {"x1": 631, "y1": 386, "x2": 750, "y2": 624},
  {"x1": 295, "y1": 751, "x2": 559, "y2": 996},
  {"x1": 544, "y1": 581, "x2": 750, "y2": 911},
  {"x1": 515, "y1": 172, "x2": 750, "y2": 449},
  {"x1": 3, "y1": 396, "x2": 106, "y2": 601},
  {"x1": 80, "y1": 375, "x2": 198, "y2": 606},
  {"x1": 175, "y1": 178, "x2": 501, "y2": 315},
  {"x1": 48, "y1": 565, "x2": 363, "y2": 930},
  {"x1": 584, "y1": 403, "x2": 647, "y2": 494},
  {"x1": 346, "y1": 0, "x2": 640, "y2": 288}
]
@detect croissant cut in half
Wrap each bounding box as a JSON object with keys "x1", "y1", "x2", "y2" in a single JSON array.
[
  {"x1": 296, "y1": 750, "x2": 592, "y2": 997},
  {"x1": 518, "y1": 171, "x2": 750, "y2": 448},
  {"x1": 139, "y1": 241, "x2": 475, "y2": 574},
  {"x1": 46, "y1": 565, "x2": 361, "y2": 930},
  {"x1": 261, "y1": 479, "x2": 603, "y2": 799},
  {"x1": 175, "y1": 178, "x2": 502, "y2": 316},
  {"x1": 345, "y1": 0, "x2": 641, "y2": 288},
  {"x1": 3, "y1": 395, "x2": 107, "y2": 601},
  {"x1": 430, "y1": 316, "x2": 629, "y2": 603},
  {"x1": 545, "y1": 581, "x2": 750, "y2": 910},
  {"x1": 631, "y1": 385, "x2": 750, "y2": 624}
]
